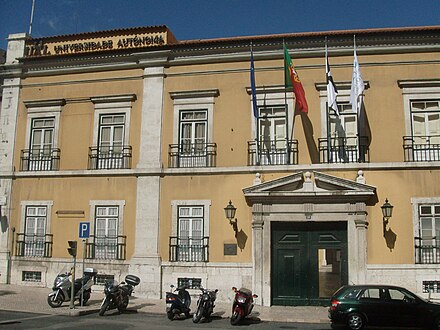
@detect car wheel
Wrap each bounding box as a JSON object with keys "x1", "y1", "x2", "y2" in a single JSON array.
[
  {"x1": 434, "y1": 316, "x2": 440, "y2": 330},
  {"x1": 347, "y1": 313, "x2": 365, "y2": 330}
]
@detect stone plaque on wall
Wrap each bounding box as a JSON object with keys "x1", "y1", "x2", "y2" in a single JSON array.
[{"x1": 224, "y1": 243, "x2": 237, "y2": 256}]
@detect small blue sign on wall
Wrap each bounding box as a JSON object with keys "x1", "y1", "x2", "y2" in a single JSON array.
[{"x1": 79, "y1": 222, "x2": 90, "y2": 239}]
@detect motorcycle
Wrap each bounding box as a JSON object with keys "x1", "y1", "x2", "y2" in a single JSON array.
[
  {"x1": 166, "y1": 284, "x2": 191, "y2": 320},
  {"x1": 47, "y1": 267, "x2": 97, "y2": 308},
  {"x1": 192, "y1": 287, "x2": 218, "y2": 323},
  {"x1": 230, "y1": 286, "x2": 258, "y2": 325},
  {"x1": 99, "y1": 274, "x2": 140, "y2": 316}
]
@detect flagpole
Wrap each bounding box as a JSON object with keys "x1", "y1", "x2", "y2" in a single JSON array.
[
  {"x1": 283, "y1": 40, "x2": 291, "y2": 165},
  {"x1": 250, "y1": 42, "x2": 260, "y2": 165},
  {"x1": 325, "y1": 37, "x2": 331, "y2": 163},
  {"x1": 29, "y1": 0, "x2": 36, "y2": 35}
]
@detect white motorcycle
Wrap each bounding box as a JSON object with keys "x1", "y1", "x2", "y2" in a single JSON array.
[{"x1": 47, "y1": 267, "x2": 97, "y2": 308}]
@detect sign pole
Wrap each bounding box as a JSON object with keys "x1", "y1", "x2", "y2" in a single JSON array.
[
  {"x1": 70, "y1": 255, "x2": 76, "y2": 309},
  {"x1": 81, "y1": 239, "x2": 86, "y2": 307}
]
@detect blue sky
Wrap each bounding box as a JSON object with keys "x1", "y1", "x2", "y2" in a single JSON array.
[{"x1": 1, "y1": 0, "x2": 439, "y2": 51}]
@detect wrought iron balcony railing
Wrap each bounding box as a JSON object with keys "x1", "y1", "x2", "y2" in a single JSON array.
[
  {"x1": 85, "y1": 235, "x2": 126, "y2": 260},
  {"x1": 318, "y1": 136, "x2": 369, "y2": 163},
  {"x1": 88, "y1": 145, "x2": 132, "y2": 170},
  {"x1": 247, "y1": 139, "x2": 298, "y2": 166},
  {"x1": 15, "y1": 233, "x2": 53, "y2": 258},
  {"x1": 403, "y1": 136, "x2": 440, "y2": 162},
  {"x1": 20, "y1": 148, "x2": 60, "y2": 171},
  {"x1": 169, "y1": 236, "x2": 209, "y2": 262},
  {"x1": 168, "y1": 143, "x2": 217, "y2": 168},
  {"x1": 415, "y1": 237, "x2": 440, "y2": 264}
]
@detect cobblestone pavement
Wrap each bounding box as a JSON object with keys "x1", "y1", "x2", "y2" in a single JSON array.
[{"x1": 0, "y1": 284, "x2": 330, "y2": 324}]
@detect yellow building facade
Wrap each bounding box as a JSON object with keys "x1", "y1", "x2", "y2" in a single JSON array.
[{"x1": 0, "y1": 25, "x2": 439, "y2": 306}]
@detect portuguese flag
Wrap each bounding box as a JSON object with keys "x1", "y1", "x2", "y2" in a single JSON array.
[{"x1": 284, "y1": 44, "x2": 308, "y2": 114}]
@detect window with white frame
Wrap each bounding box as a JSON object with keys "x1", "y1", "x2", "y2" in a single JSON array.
[
  {"x1": 19, "y1": 201, "x2": 53, "y2": 258},
  {"x1": 170, "y1": 200, "x2": 211, "y2": 262},
  {"x1": 89, "y1": 200, "x2": 125, "y2": 260},
  {"x1": 399, "y1": 80, "x2": 440, "y2": 162},
  {"x1": 23, "y1": 100, "x2": 63, "y2": 171},
  {"x1": 169, "y1": 90, "x2": 218, "y2": 168},
  {"x1": 412, "y1": 198, "x2": 440, "y2": 264},
  {"x1": 316, "y1": 82, "x2": 369, "y2": 163},
  {"x1": 91, "y1": 95, "x2": 135, "y2": 169},
  {"x1": 247, "y1": 87, "x2": 295, "y2": 165}
]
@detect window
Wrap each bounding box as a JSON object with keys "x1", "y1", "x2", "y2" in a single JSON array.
[
  {"x1": 95, "y1": 206, "x2": 119, "y2": 259},
  {"x1": 178, "y1": 110, "x2": 208, "y2": 166},
  {"x1": 177, "y1": 206, "x2": 204, "y2": 261},
  {"x1": 23, "y1": 100, "x2": 63, "y2": 171},
  {"x1": 327, "y1": 103, "x2": 360, "y2": 163},
  {"x1": 412, "y1": 198, "x2": 440, "y2": 264},
  {"x1": 258, "y1": 105, "x2": 289, "y2": 165},
  {"x1": 170, "y1": 200, "x2": 211, "y2": 262},
  {"x1": 90, "y1": 95, "x2": 134, "y2": 169},
  {"x1": 399, "y1": 80, "x2": 440, "y2": 162},
  {"x1": 89, "y1": 200, "x2": 125, "y2": 260},
  {"x1": 316, "y1": 82, "x2": 369, "y2": 163},
  {"x1": 409, "y1": 100, "x2": 440, "y2": 161},
  {"x1": 97, "y1": 114, "x2": 126, "y2": 168},
  {"x1": 24, "y1": 206, "x2": 47, "y2": 257},
  {"x1": 169, "y1": 90, "x2": 218, "y2": 168},
  {"x1": 247, "y1": 87, "x2": 296, "y2": 166},
  {"x1": 22, "y1": 271, "x2": 42, "y2": 282}
]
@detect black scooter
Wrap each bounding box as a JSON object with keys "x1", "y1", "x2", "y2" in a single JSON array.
[
  {"x1": 192, "y1": 287, "x2": 218, "y2": 323},
  {"x1": 166, "y1": 284, "x2": 191, "y2": 320}
]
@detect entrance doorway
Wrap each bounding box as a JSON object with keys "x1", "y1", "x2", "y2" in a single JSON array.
[{"x1": 271, "y1": 221, "x2": 348, "y2": 306}]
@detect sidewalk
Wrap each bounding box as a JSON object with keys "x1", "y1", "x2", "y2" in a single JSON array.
[{"x1": 0, "y1": 284, "x2": 329, "y2": 324}]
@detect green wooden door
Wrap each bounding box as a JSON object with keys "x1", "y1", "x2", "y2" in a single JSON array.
[{"x1": 272, "y1": 221, "x2": 348, "y2": 306}]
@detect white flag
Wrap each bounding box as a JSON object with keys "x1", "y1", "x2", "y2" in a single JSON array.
[
  {"x1": 326, "y1": 43, "x2": 339, "y2": 116},
  {"x1": 350, "y1": 38, "x2": 364, "y2": 113}
]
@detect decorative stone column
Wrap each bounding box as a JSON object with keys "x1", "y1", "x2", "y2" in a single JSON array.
[
  {"x1": 348, "y1": 203, "x2": 369, "y2": 284},
  {"x1": 0, "y1": 33, "x2": 27, "y2": 283},
  {"x1": 252, "y1": 203, "x2": 264, "y2": 303},
  {"x1": 130, "y1": 66, "x2": 165, "y2": 297}
]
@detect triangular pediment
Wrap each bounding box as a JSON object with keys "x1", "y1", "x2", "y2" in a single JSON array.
[{"x1": 243, "y1": 171, "x2": 377, "y2": 205}]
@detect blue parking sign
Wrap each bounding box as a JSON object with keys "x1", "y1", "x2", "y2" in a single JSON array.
[{"x1": 79, "y1": 222, "x2": 90, "y2": 238}]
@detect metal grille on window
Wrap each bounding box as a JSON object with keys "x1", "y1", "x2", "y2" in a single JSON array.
[
  {"x1": 95, "y1": 206, "x2": 118, "y2": 259},
  {"x1": 177, "y1": 206, "x2": 204, "y2": 261},
  {"x1": 24, "y1": 206, "x2": 47, "y2": 257},
  {"x1": 417, "y1": 204, "x2": 440, "y2": 263}
]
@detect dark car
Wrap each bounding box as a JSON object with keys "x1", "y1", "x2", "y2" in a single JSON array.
[{"x1": 328, "y1": 284, "x2": 440, "y2": 330}]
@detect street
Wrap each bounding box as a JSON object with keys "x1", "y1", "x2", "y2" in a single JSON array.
[{"x1": 0, "y1": 310, "x2": 331, "y2": 329}]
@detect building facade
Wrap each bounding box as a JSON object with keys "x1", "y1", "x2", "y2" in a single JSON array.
[{"x1": 0, "y1": 25, "x2": 439, "y2": 306}]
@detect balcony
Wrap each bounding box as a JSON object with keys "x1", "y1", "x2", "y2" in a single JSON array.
[
  {"x1": 15, "y1": 233, "x2": 53, "y2": 257},
  {"x1": 85, "y1": 235, "x2": 126, "y2": 260},
  {"x1": 247, "y1": 139, "x2": 298, "y2": 166},
  {"x1": 88, "y1": 145, "x2": 132, "y2": 170},
  {"x1": 403, "y1": 136, "x2": 440, "y2": 162},
  {"x1": 169, "y1": 236, "x2": 209, "y2": 262},
  {"x1": 415, "y1": 237, "x2": 440, "y2": 264},
  {"x1": 20, "y1": 148, "x2": 60, "y2": 171},
  {"x1": 168, "y1": 143, "x2": 217, "y2": 168},
  {"x1": 318, "y1": 136, "x2": 369, "y2": 163}
]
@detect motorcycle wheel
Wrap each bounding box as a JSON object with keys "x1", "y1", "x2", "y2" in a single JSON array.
[
  {"x1": 230, "y1": 310, "x2": 242, "y2": 325},
  {"x1": 99, "y1": 298, "x2": 110, "y2": 316},
  {"x1": 47, "y1": 292, "x2": 64, "y2": 308},
  {"x1": 117, "y1": 294, "x2": 129, "y2": 312},
  {"x1": 167, "y1": 310, "x2": 174, "y2": 320},
  {"x1": 192, "y1": 305, "x2": 203, "y2": 323}
]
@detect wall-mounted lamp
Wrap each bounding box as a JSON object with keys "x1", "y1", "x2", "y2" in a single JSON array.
[
  {"x1": 224, "y1": 200, "x2": 238, "y2": 235},
  {"x1": 381, "y1": 198, "x2": 394, "y2": 236}
]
